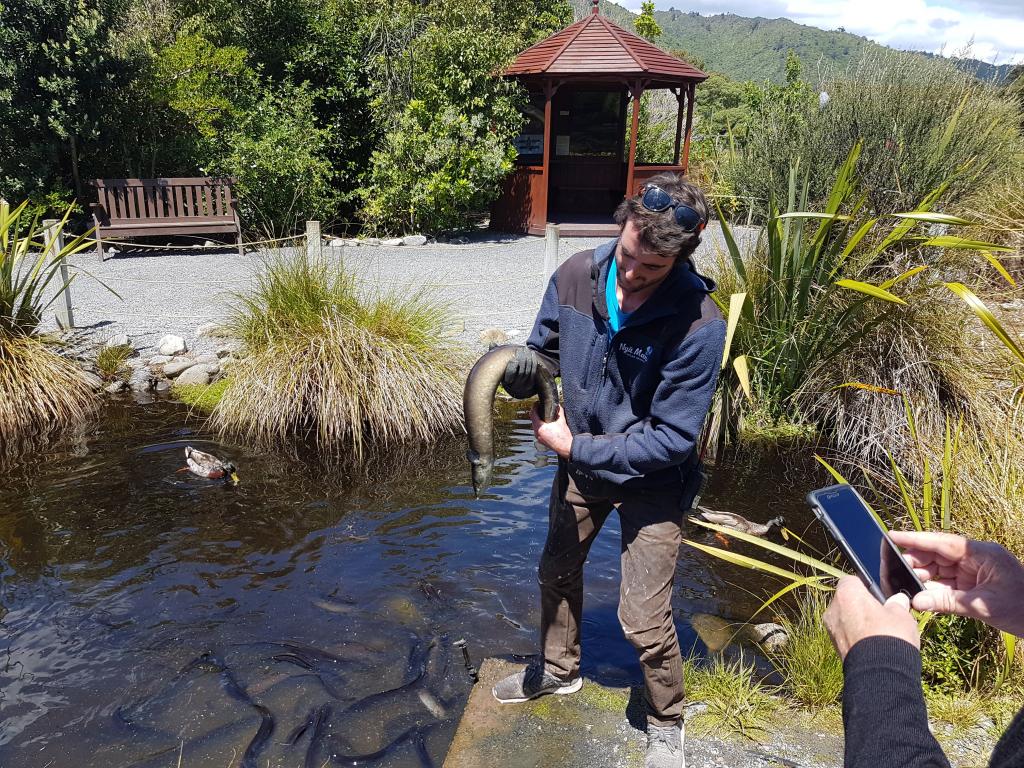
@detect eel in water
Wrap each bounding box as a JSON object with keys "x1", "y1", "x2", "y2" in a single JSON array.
[{"x1": 463, "y1": 344, "x2": 559, "y2": 497}]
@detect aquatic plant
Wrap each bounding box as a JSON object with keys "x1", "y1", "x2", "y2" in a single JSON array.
[
  {"x1": 710, "y1": 141, "x2": 1010, "y2": 463},
  {"x1": 212, "y1": 248, "x2": 467, "y2": 455},
  {"x1": 0, "y1": 200, "x2": 98, "y2": 450}
]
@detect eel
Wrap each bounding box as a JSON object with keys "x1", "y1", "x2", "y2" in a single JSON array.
[{"x1": 463, "y1": 344, "x2": 559, "y2": 497}]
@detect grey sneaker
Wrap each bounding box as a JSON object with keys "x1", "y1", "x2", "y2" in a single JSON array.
[
  {"x1": 491, "y1": 664, "x2": 583, "y2": 704},
  {"x1": 645, "y1": 721, "x2": 685, "y2": 768}
]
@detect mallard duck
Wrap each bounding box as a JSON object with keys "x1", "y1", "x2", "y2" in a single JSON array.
[
  {"x1": 183, "y1": 447, "x2": 239, "y2": 484},
  {"x1": 694, "y1": 506, "x2": 783, "y2": 537}
]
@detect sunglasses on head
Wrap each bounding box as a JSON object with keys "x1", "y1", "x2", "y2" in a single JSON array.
[{"x1": 640, "y1": 184, "x2": 706, "y2": 233}]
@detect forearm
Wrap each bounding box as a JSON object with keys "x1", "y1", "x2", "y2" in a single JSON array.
[{"x1": 842, "y1": 637, "x2": 949, "y2": 768}]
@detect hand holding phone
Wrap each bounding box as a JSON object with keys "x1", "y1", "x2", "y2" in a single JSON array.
[{"x1": 807, "y1": 484, "x2": 925, "y2": 603}]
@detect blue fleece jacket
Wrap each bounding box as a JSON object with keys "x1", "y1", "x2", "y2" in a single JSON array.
[{"x1": 525, "y1": 238, "x2": 726, "y2": 489}]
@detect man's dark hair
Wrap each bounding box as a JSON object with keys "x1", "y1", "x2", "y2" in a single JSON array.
[{"x1": 613, "y1": 174, "x2": 709, "y2": 262}]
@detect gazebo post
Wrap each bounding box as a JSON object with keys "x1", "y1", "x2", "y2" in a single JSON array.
[
  {"x1": 680, "y1": 82, "x2": 696, "y2": 174},
  {"x1": 673, "y1": 88, "x2": 685, "y2": 165},
  {"x1": 539, "y1": 79, "x2": 557, "y2": 227},
  {"x1": 625, "y1": 81, "x2": 644, "y2": 198}
]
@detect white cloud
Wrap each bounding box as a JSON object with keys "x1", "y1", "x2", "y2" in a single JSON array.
[{"x1": 630, "y1": 0, "x2": 1024, "y2": 64}]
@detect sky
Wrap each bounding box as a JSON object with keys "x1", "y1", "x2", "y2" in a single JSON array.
[{"x1": 617, "y1": 0, "x2": 1024, "y2": 65}]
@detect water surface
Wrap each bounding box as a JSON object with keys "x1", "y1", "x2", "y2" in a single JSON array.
[{"x1": 0, "y1": 402, "x2": 816, "y2": 766}]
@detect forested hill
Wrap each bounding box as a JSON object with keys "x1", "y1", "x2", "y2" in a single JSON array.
[{"x1": 585, "y1": 1, "x2": 1014, "y2": 84}]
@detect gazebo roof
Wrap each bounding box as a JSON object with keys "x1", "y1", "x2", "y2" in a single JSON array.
[{"x1": 503, "y1": 0, "x2": 707, "y2": 87}]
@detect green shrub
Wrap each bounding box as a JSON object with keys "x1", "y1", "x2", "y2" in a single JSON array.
[
  {"x1": 361, "y1": 100, "x2": 516, "y2": 234},
  {"x1": 729, "y1": 48, "x2": 1023, "y2": 219},
  {"x1": 214, "y1": 249, "x2": 467, "y2": 455}
]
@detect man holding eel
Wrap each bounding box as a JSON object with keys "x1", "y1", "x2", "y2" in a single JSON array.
[{"x1": 492, "y1": 175, "x2": 726, "y2": 768}]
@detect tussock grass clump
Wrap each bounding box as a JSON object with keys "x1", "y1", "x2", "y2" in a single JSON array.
[
  {"x1": 0, "y1": 200, "x2": 99, "y2": 454},
  {"x1": 95, "y1": 344, "x2": 134, "y2": 381},
  {"x1": 213, "y1": 250, "x2": 466, "y2": 455},
  {"x1": 770, "y1": 591, "x2": 844, "y2": 709},
  {"x1": 0, "y1": 335, "x2": 96, "y2": 452},
  {"x1": 683, "y1": 654, "x2": 779, "y2": 737}
]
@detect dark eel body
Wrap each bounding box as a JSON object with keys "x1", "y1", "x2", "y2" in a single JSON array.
[{"x1": 463, "y1": 344, "x2": 559, "y2": 497}]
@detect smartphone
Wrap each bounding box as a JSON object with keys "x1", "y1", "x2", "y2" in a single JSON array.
[{"x1": 806, "y1": 483, "x2": 925, "y2": 603}]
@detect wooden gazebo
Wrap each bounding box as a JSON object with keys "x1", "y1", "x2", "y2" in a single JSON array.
[{"x1": 491, "y1": 0, "x2": 707, "y2": 236}]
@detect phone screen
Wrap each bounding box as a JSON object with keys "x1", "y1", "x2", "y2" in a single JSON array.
[{"x1": 812, "y1": 485, "x2": 923, "y2": 600}]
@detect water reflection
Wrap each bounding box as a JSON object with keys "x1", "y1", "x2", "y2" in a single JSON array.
[{"x1": 0, "y1": 401, "x2": 819, "y2": 766}]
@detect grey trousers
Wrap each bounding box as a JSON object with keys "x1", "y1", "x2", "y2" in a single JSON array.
[{"x1": 539, "y1": 463, "x2": 686, "y2": 725}]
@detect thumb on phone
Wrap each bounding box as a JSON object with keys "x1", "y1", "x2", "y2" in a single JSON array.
[
  {"x1": 886, "y1": 592, "x2": 911, "y2": 611},
  {"x1": 910, "y1": 584, "x2": 963, "y2": 616}
]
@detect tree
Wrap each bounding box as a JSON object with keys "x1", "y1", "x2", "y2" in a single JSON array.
[{"x1": 634, "y1": 1, "x2": 661, "y2": 43}]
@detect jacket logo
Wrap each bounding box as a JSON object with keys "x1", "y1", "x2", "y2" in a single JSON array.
[{"x1": 620, "y1": 343, "x2": 653, "y2": 363}]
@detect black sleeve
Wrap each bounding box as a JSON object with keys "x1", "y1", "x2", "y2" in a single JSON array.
[
  {"x1": 842, "y1": 636, "x2": 950, "y2": 768},
  {"x1": 991, "y1": 707, "x2": 1024, "y2": 768}
]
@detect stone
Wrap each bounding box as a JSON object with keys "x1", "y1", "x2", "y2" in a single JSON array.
[
  {"x1": 82, "y1": 371, "x2": 104, "y2": 391},
  {"x1": 129, "y1": 368, "x2": 154, "y2": 392},
  {"x1": 344, "y1": 238, "x2": 361, "y2": 247},
  {"x1": 162, "y1": 359, "x2": 196, "y2": 378},
  {"x1": 175, "y1": 364, "x2": 212, "y2": 386},
  {"x1": 157, "y1": 334, "x2": 187, "y2": 356},
  {"x1": 154, "y1": 379, "x2": 172, "y2": 393},
  {"x1": 127, "y1": 358, "x2": 146, "y2": 370},
  {"x1": 104, "y1": 380, "x2": 126, "y2": 395},
  {"x1": 504, "y1": 328, "x2": 523, "y2": 338},
  {"x1": 479, "y1": 328, "x2": 508, "y2": 348},
  {"x1": 402, "y1": 234, "x2": 427, "y2": 247},
  {"x1": 194, "y1": 353, "x2": 219, "y2": 365},
  {"x1": 750, "y1": 621, "x2": 788, "y2": 649},
  {"x1": 105, "y1": 333, "x2": 130, "y2": 348},
  {"x1": 329, "y1": 238, "x2": 345, "y2": 248},
  {"x1": 381, "y1": 237, "x2": 404, "y2": 247},
  {"x1": 204, "y1": 240, "x2": 216, "y2": 247},
  {"x1": 361, "y1": 238, "x2": 381, "y2": 246},
  {"x1": 147, "y1": 355, "x2": 174, "y2": 365},
  {"x1": 196, "y1": 322, "x2": 223, "y2": 338},
  {"x1": 215, "y1": 345, "x2": 237, "y2": 358}
]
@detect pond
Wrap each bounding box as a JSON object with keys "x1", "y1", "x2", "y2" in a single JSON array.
[{"x1": 0, "y1": 401, "x2": 819, "y2": 767}]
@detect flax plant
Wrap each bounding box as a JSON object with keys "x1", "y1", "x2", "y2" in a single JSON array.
[
  {"x1": 213, "y1": 249, "x2": 467, "y2": 456},
  {"x1": 710, "y1": 141, "x2": 1010, "y2": 461},
  {"x1": 0, "y1": 200, "x2": 98, "y2": 452}
]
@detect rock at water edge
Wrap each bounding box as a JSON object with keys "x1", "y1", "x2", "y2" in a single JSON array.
[
  {"x1": 175, "y1": 364, "x2": 212, "y2": 386},
  {"x1": 193, "y1": 353, "x2": 219, "y2": 365},
  {"x1": 157, "y1": 334, "x2": 187, "y2": 356},
  {"x1": 402, "y1": 235, "x2": 427, "y2": 247},
  {"x1": 147, "y1": 355, "x2": 174, "y2": 366},
  {"x1": 104, "y1": 333, "x2": 130, "y2": 348},
  {"x1": 162, "y1": 359, "x2": 196, "y2": 378},
  {"x1": 82, "y1": 371, "x2": 104, "y2": 391}
]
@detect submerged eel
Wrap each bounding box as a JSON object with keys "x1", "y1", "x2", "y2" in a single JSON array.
[{"x1": 463, "y1": 344, "x2": 559, "y2": 497}]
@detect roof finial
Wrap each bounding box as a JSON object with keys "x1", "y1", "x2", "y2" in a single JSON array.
[{"x1": 591, "y1": 0, "x2": 599, "y2": 14}]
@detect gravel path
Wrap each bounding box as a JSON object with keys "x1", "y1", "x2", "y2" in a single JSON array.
[{"x1": 44, "y1": 223, "x2": 757, "y2": 357}]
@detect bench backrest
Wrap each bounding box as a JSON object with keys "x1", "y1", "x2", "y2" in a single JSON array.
[{"x1": 93, "y1": 178, "x2": 238, "y2": 223}]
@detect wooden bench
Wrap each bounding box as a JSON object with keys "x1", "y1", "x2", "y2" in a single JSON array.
[{"x1": 90, "y1": 177, "x2": 244, "y2": 259}]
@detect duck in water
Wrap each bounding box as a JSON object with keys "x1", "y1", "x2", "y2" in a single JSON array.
[
  {"x1": 182, "y1": 447, "x2": 239, "y2": 484},
  {"x1": 694, "y1": 506, "x2": 783, "y2": 536}
]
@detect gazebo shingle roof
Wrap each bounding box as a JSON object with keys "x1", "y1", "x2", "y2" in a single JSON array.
[{"x1": 503, "y1": 5, "x2": 707, "y2": 85}]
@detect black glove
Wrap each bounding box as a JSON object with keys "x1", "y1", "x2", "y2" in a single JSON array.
[{"x1": 502, "y1": 346, "x2": 539, "y2": 400}]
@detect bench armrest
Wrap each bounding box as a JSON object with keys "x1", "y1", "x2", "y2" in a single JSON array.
[{"x1": 89, "y1": 202, "x2": 110, "y2": 226}]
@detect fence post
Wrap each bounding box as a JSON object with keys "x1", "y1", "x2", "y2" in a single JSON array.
[
  {"x1": 541, "y1": 223, "x2": 559, "y2": 301},
  {"x1": 43, "y1": 218, "x2": 74, "y2": 330},
  {"x1": 305, "y1": 220, "x2": 322, "y2": 262},
  {"x1": 746, "y1": 198, "x2": 754, "y2": 227}
]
